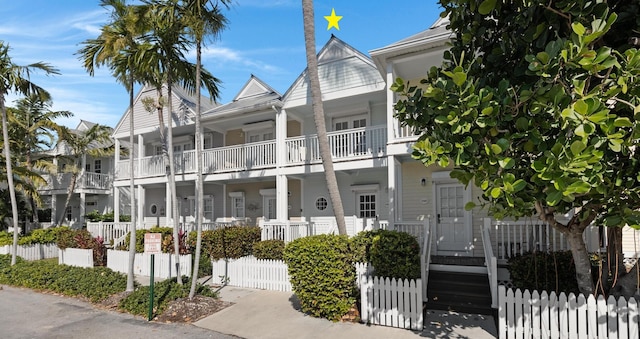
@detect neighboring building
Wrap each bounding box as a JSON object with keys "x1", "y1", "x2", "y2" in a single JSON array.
[{"x1": 37, "y1": 120, "x2": 113, "y2": 228}]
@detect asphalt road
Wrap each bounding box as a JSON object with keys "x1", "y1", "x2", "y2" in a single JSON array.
[{"x1": 0, "y1": 285, "x2": 241, "y2": 339}]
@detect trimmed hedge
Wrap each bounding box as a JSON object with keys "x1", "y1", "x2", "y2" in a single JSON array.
[
  {"x1": 0, "y1": 255, "x2": 127, "y2": 302},
  {"x1": 350, "y1": 229, "x2": 421, "y2": 280},
  {"x1": 253, "y1": 240, "x2": 285, "y2": 260},
  {"x1": 189, "y1": 226, "x2": 261, "y2": 260},
  {"x1": 0, "y1": 227, "x2": 68, "y2": 246},
  {"x1": 283, "y1": 234, "x2": 356, "y2": 321},
  {"x1": 508, "y1": 251, "x2": 579, "y2": 294}
]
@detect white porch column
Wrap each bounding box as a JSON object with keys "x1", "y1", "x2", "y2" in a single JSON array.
[
  {"x1": 386, "y1": 63, "x2": 397, "y2": 142},
  {"x1": 114, "y1": 138, "x2": 120, "y2": 175},
  {"x1": 138, "y1": 185, "x2": 145, "y2": 229},
  {"x1": 137, "y1": 134, "x2": 144, "y2": 179},
  {"x1": 51, "y1": 194, "x2": 57, "y2": 225},
  {"x1": 276, "y1": 175, "x2": 288, "y2": 221},
  {"x1": 114, "y1": 187, "x2": 120, "y2": 223},
  {"x1": 79, "y1": 192, "x2": 86, "y2": 227},
  {"x1": 275, "y1": 107, "x2": 287, "y2": 166},
  {"x1": 387, "y1": 155, "x2": 397, "y2": 229}
]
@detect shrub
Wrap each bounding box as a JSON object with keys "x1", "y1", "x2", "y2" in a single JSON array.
[
  {"x1": 508, "y1": 251, "x2": 579, "y2": 294},
  {"x1": 118, "y1": 276, "x2": 217, "y2": 317},
  {"x1": 0, "y1": 227, "x2": 67, "y2": 246},
  {"x1": 84, "y1": 211, "x2": 130, "y2": 222},
  {"x1": 349, "y1": 230, "x2": 421, "y2": 280},
  {"x1": 283, "y1": 234, "x2": 356, "y2": 321},
  {"x1": 0, "y1": 255, "x2": 126, "y2": 302},
  {"x1": 119, "y1": 227, "x2": 188, "y2": 254},
  {"x1": 253, "y1": 240, "x2": 285, "y2": 260},
  {"x1": 191, "y1": 226, "x2": 261, "y2": 260},
  {"x1": 56, "y1": 228, "x2": 107, "y2": 266}
]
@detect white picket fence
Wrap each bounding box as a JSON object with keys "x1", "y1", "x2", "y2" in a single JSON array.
[
  {"x1": 59, "y1": 248, "x2": 93, "y2": 268},
  {"x1": 106, "y1": 250, "x2": 192, "y2": 279},
  {"x1": 360, "y1": 276, "x2": 424, "y2": 330},
  {"x1": 0, "y1": 243, "x2": 58, "y2": 261},
  {"x1": 499, "y1": 286, "x2": 639, "y2": 339},
  {"x1": 211, "y1": 256, "x2": 291, "y2": 291}
]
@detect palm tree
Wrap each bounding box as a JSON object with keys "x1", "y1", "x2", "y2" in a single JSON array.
[
  {"x1": 301, "y1": 0, "x2": 346, "y2": 234},
  {"x1": 56, "y1": 123, "x2": 114, "y2": 227},
  {"x1": 10, "y1": 94, "x2": 71, "y2": 223},
  {"x1": 0, "y1": 41, "x2": 59, "y2": 265},
  {"x1": 78, "y1": 0, "x2": 148, "y2": 293},
  {"x1": 181, "y1": 0, "x2": 229, "y2": 298}
]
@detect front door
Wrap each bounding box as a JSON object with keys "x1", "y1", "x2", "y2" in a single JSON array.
[{"x1": 434, "y1": 182, "x2": 472, "y2": 255}]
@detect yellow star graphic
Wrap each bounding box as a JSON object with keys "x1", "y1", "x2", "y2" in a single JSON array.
[{"x1": 324, "y1": 8, "x2": 342, "y2": 31}]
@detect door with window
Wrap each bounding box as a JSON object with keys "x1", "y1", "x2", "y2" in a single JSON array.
[
  {"x1": 434, "y1": 182, "x2": 472, "y2": 255},
  {"x1": 333, "y1": 115, "x2": 367, "y2": 157},
  {"x1": 246, "y1": 129, "x2": 274, "y2": 166},
  {"x1": 263, "y1": 196, "x2": 276, "y2": 220}
]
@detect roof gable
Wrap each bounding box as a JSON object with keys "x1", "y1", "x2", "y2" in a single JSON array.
[
  {"x1": 233, "y1": 75, "x2": 279, "y2": 101},
  {"x1": 283, "y1": 36, "x2": 385, "y2": 108}
]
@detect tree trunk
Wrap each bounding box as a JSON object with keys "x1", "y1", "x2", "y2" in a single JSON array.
[
  {"x1": 301, "y1": 0, "x2": 346, "y2": 235},
  {"x1": 189, "y1": 41, "x2": 204, "y2": 299},
  {"x1": 126, "y1": 74, "x2": 136, "y2": 292},
  {"x1": 166, "y1": 79, "x2": 181, "y2": 284},
  {"x1": 607, "y1": 226, "x2": 639, "y2": 299},
  {"x1": 58, "y1": 172, "x2": 78, "y2": 227},
  {"x1": 565, "y1": 227, "x2": 595, "y2": 295},
  {"x1": 1, "y1": 96, "x2": 20, "y2": 266}
]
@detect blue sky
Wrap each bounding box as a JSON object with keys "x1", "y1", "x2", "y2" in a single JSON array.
[{"x1": 1, "y1": 0, "x2": 442, "y2": 128}]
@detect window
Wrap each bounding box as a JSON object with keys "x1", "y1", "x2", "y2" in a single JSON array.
[
  {"x1": 65, "y1": 206, "x2": 72, "y2": 221},
  {"x1": 332, "y1": 114, "x2": 367, "y2": 156},
  {"x1": 94, "y1": 160, "x2": 101, "y2": 173},
  {"x1": 357, "y1": 193, "x2": 376, "y2": 218},
  {"x1": 150, "y1": 204, "x2": 158, "y2": 216},
  {"x1": 229, "y1": 192, "x2": 245, "y2": 219},
  {"x1": 204, "y1": 197, "x2": 214, "y2": 221},
  {"x1": 85, "y1": 163, "x2": 91, "y2": 172},
  {"x1": 246, "y1": 129, "x2": 274, "y2": 143},
  {"x1": 315, "y1": 197, "x2": 328, "y2": 211}
]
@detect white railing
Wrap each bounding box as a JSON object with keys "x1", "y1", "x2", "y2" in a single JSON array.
[
  {"x1": 201, "y1": 140, "x2": 277, "y2": 172},
  {"x1": 0, "y1": 243, "x2": 59, "y2": 260},
  {"x1": 360, "y1": 276, "x2": 423, "y2": 331},
  {"x1": 259, "y1": 220, "x2": 310, "y2": 243},
  {"x1": 59, "y1": 248, "x2": 93, "y2": 268},
  {"x1": 420, "y1": 219, "x2": 433, "y2": 302},
  {"x1": 485, "y1": 218, "x2": 603, "y2": 262},
  {"x1": 39, "y1": 173, "x2": 71, "y2": 190},
  {"x1": 396, "y1": 123, "x2": 419, "y2": 140},
  {"x1": 139, "y1": 155, "x2": 166, "y2": 177},
  {"x1": 499, "y1": 286, "x2": 639, "y2": 339},
  {"x1": 86, "y1": 222, "x2": 130, "y2": 245},
  {"x1": 285, "y1": 125, "x2": 387, "y2": 165},
  {"x1": 83, "y1": 172, "x2": 110, "y2": 189},
  {"x1": 482, "y1": 220, "x2": 499, "y2": 308},
  {"x1": 392, "y1": 220, "x2": 429, "y2": 251},
  {"x1": 107, "y1": 249, "x2": 191, "y2": 279},
  {"x1": 174, "y1": 150, "x2": 196, "y2": 173},
  {"x1": 211, "y1": 256, "x2": 291, "y2": 291}
]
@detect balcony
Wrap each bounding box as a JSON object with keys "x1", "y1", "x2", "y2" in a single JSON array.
[
  {"x1": 40, "y1": 172, "x2": 111, "y2": 191},
  {"x1": 116, "y1": 125, "x2": 387, "y2": 180}
]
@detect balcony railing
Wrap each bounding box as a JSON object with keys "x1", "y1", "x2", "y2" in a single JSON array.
[
  {"x1": 115, "y1": 125, "x2": 386, "y2": 180},
  {"x1": 285, "y1": 125, "x2": 387, "y2": 165},
  {"x1": 40, "y1": 172, "x2": 111, "y2": 191}
]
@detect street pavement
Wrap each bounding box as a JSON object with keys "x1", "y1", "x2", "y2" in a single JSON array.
[{"x1": 0, "y1": 285, "x2": 238, "y2": 339}]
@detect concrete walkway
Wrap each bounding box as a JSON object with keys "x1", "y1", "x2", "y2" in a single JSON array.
[{"x1": 195, "y1": 286, "x2": 497, "y2": 339}]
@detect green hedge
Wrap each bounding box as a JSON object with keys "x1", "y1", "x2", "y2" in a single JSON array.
[
  {"x1": 350, "y1": 229, "x2": 421, "y2": 280},
  {"x1": 119, "y1": 276, "x2": 216, "y2": 317},
  {"x1": 189, "y1": 226, "x2": 261, "y2": 260},
  {"x1": 118, "y1": 227, "x2": 189, "y2": 254},
  {"x1": 283, "y1": 234, "x2": 356, "y2": 321},
  {"x1": 253, "y1": 240, "x2": 285, "y2": 260},
  {"x1": 0, "y1": 227, "x2": 69, "y2": 246},
  {"x1": 508, "y1": 251, "x2": 579, "y2": 294},
  {"x1": 0, "y1": 255, "x2": 126, "y2": 302}
]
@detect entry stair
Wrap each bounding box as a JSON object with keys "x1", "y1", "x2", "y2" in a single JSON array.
[{"x1": 426, "y1": 264, "x2": 493, "y2": 315}]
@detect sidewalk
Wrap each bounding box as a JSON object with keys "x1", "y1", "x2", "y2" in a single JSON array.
[{"x1": 194, "y1": 286, "x2": 498, "y2": 339}]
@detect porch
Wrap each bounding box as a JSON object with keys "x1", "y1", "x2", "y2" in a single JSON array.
[
  {"x1": 115, "y1": 125, "x2": 387, "y2": 179},
  {"x1": 39, "y1": 172, "x2": 111, "y2": 191}
]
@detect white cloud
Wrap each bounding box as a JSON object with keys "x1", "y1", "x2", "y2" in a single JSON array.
[{"x1": 201, "y1": 46, "x2": 286, "y2": 74}]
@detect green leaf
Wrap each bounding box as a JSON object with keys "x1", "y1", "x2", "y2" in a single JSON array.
[
  {"x1": 565, "y1": 181, "x2": 591, "y2": 195},
  {"x1": 570, "y1": 140, "x2": 586, "y2": 156},
  {"x1": 546, "y1": 191, "x2": 563, "y2": 206},
  {"x1": 512, "y1": 179, "x2": 527, "y2": 192},
  {"x1": 572, "y1": 22, "x2": 586, "y2": 36},
  {"x1": 452, "y1": 71, "x2": 467, "y2": 87},
  {"x1": 490, "y1": 187, "x2": 502, "y2": 198},
  {"x1": 499, "y1": 157, "x2": 515, "y2": 169},
  {"x1": 491, "y1": 144, "x2": 503, "y2": 154},
  {"x1": 464, "y1": 202, "x2": 476, "y2": 211},
  {"x1": 478, "y1": 0, "x2": 496, "y2": 15},
  {"x1": 515, "y1": 117, "x2": 529, "y2": 131},
  {"x1": 613, "y1": 117, "x2": 633, "y2": 127}
]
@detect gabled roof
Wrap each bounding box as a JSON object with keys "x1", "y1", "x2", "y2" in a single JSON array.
[
  {"x1": 369, "y1": 15, "x2": 452, "y2": 74},
  {"x1": 282, "y1": 35, "x2": 385, "y2": 108},
  {"x1": 204, "y1": 75, "x2": 282, "y2": 118}
]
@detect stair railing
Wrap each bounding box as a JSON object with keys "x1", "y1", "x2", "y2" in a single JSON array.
[
  {"x1": 421, "y1": 217, "x2": 434, "y2": 301},
  {"x1": 482, "y1": 218, "x2": 498, "y2": 308}
]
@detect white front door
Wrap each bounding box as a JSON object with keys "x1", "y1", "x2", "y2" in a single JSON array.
[{"x1": 434, "y1": 182, "x2": 472, "y2": 255}]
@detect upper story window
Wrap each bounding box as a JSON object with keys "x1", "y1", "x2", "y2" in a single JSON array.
[
  {"x1": 94, "y1": 160, "x2": 101, "y2": 173},
  {"x1": 333, "y1": 114, "x2": 367, "y2": 131},
  {"x1": 246, "y1": 129, "x2": 274, "y2": 143}
]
